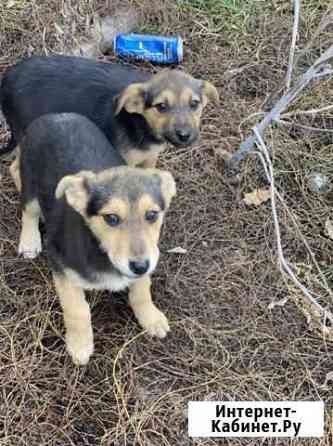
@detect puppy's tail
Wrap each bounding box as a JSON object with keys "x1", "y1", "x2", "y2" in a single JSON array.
[{"x1": 0, "y1": 77, "x2": 16, "y2": 157}]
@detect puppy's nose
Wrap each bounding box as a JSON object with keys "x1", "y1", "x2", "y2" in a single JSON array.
[
  {"x1": 176, "y1": 129, "x2": 191, "y2": 143},
  {"x1": 129, "y1": 260, "x2": 150, "y2": 276}
]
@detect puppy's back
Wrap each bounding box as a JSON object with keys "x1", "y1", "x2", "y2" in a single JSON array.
[{"x1": 1, "y1": 55, "x2": 151, "y2": 142}]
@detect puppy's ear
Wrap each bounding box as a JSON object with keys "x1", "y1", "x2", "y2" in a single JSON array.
[
  {"x1": 55, "y1": 171, "x2": 96, "y2": 214},
  {"x1": 156, "y1": 170, "x2": 177, "y2": 209},
  {"x1": 114, "y1": 83, "x2": 147, "y2": 115},
  {"x1": 201, "y1": 80, "x2": 219, "y2": 106}
]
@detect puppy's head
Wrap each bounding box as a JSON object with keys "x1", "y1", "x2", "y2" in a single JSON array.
[
  {"x1": 56, "y1": 167, "x2": 176, "y2": 279},
  {"x1": 115, "y1": 70, "x2": 219, "y2": 147}
]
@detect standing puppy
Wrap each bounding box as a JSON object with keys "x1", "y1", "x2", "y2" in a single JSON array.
[
  {"x1": 0, "y1": 55, "x2": 219, "y2": 190},
  {"x1": 19, "y1": 113, "x2": 176, "y2": 365}
]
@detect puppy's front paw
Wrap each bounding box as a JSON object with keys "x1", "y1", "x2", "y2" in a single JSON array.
[
  {"x1": 18, "y1": 233, "x2": 42, "y2": 259},
  {"x1": 139, "y1": 306, "x2": 170, "y2": 338},
  {"x1": 66, "y1": 334, "x2": 94, "y2": 366}
]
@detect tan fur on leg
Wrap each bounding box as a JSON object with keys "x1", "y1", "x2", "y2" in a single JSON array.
[
  {"x1": 129, "y1": 276, "x2": 170, "y2": 338},
  {"x1": 141, "y1": 154, "x2": 159, "y2": 169},
  {"x1": 9, "y1": 146, "x2": 21, "y2": 192},
  {"x1": 122, "y1": 144, "x2": 165, "y2": 168},
  {"x1": 53, "y1": 273, "x2": 94, "y2": 365},
  {"x1": 18, "y1": 199, "x2": 42, "y2": 258}
]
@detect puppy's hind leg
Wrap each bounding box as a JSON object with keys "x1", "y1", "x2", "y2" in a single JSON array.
[
  {"x1": 9, "y1": 146, "x2": 22, "y2": 192},
  {"x1": 18, "y1": 199, "x2": 42, "y2": 259},
  {"x1": 53, "y1": 273, "x2": 94, "y2": 366}
]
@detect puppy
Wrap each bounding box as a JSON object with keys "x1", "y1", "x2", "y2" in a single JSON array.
[
  {"x1": 19, "y1": 112, "x2": 176, "y2": 365},
  {"x1": 0, "y1": 55, "x2": 219, "y2": 189}
]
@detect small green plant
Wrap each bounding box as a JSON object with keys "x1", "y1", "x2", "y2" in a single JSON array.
[
  {"x1": 177, "y1": 0, "x2": 263, "y2": 34},
  {"x1": 135, "y1": 23, "x2": 162, "y2": 35}
]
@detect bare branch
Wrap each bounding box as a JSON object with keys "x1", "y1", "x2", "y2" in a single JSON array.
[
  {"x1": 277, "y1": 119, "x2": 333, "y2": 133},
  {"x1": 253, "y1": 127, "x2": 333, "y2": 327},
  {"x1": 286, "y1": 0, "x2": 301, "y2": 90},
  {"x1": 281, "y1": 104, "x2": 333, "y2": 118},
  {"x1": 311, "y1": 67, "x2": 333, "y2": 79},
  {"x1": 295, "y1": 8, "x2": 333, "y2": 63},
  {"x1": 228, "y1": 44, "x2": 333, "y2": 171}
]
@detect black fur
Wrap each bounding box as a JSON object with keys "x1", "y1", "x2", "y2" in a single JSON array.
[
  {"x1": 86, "y1": 175, "x2": 166, "y2": 217},
  {"x1": 0, "y1": 55, "x2": 155, "y2": 156},
  {"x1": 20, "y1": 113, "x2": 126, "y2": 280}
]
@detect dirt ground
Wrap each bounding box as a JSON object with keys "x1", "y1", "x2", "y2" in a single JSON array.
[{"x1": 0, "y1": 1, "x2": 333, "y2": 445}]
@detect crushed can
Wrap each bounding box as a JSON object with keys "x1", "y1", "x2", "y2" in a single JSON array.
[{"x1": 114, "y1": 33, "x2": 183, "y2": 64}]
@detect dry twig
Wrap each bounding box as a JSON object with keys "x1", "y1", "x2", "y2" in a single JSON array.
[
  {"x1": 285, "y1": 0, "x2": 300, "y2": 90},
  {"x1": 253, "y1": 127, "x2": 333, "y2": 332},
  {"x1": 281, "y1": 104, "x2": 333, "y2": 118}
]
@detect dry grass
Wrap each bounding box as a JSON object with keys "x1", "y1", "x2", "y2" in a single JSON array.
[{"x1": 1, "y1": 1, "x2": 333, "y2": 445}]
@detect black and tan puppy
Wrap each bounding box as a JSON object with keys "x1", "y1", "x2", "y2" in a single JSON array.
[
  {"x1": 19, "y1": 112, "x2": 176, "y2": 365},
  {"x1": 0, "y1": 55, "x2": 219, "y2": 190}
]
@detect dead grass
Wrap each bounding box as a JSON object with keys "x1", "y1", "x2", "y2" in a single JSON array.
[{"x1": 1, "y1": 1, "x2": 333, "y2": 445}]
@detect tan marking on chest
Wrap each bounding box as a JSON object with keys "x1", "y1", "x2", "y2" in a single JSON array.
[{"x1": 122, "y1": 144, "x2": 166, "y2": 167}]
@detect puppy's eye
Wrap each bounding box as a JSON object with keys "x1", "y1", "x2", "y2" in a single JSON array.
[
  {"x1": 145, "y1": 210, "x2": 159, "y2": 223},
  {"x1": 155, "y1": 103, "x2": 169, "y2": 113},
  {"x1": 190, "y1": 99, "x2": 200, "y2": 110},
  {"x1": 104, "y1": 214, "x2": 121, "y2": 227}
]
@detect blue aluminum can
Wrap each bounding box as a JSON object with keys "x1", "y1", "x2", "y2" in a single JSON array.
[{"x1": 114, "y1": 33, "x2": 183, "y2": 64}]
